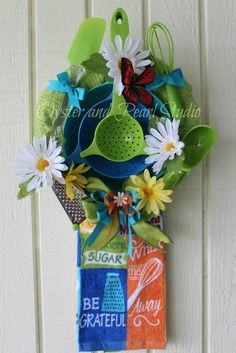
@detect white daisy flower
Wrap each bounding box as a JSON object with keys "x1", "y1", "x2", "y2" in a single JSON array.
[
  {"x1": 102, "y1": 35, "x2": 151, "y2": 95},
  {"x1": 114, "y1": 192, "x2": 128, "y2": 207},
  {"x1": 15, "y1": 135, "x2": 68, "y2": 192},
  {"x1": 144, "y1": 119, "x2": 185, "y2": 175}
]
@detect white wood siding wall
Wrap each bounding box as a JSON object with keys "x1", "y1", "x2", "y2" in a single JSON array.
[{"x1": 0, "y1": 0, "x2": 235, "y2": 352}]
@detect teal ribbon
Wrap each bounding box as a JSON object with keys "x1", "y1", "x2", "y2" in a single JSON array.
[
  {"x1": 47, "y1": 71, "x2": 86, "y2": 109},
  {"x1": 85, "y1": 190, "x2": 140, "y2": 257},
  {"x1": 123, "y1": 191, "x2": 140, "y2": 257},
  {"x1": 85, "y1": 191, "x2": 110, "y2": 247},
  {"x1": 147, "y1": 68, "x2": 185, "y2": 91}
]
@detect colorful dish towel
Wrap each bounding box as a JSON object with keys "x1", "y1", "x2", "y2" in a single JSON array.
[{"x1": 77, "y1": 216, "x2": 166, "y2": 351}]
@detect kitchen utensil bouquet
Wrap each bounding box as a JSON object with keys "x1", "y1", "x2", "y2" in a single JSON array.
[{"x1": 15, "y1": 8, "x2": 216, "y2": 351}]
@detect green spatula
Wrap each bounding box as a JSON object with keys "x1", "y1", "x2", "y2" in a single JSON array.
[
  {"x1": 55, "y1": 17, "x2": 106, "y2": 137},
  {"x1": 67, "y1": 17, "x2": 106, "y2": 67}
]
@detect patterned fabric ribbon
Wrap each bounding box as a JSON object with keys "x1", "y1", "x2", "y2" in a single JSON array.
[
  {"x1": 146, "y1": 68, "x2": 185, "y2": 91},
  {"x1": 47, "y1": 71, "x2": 86, "y2": 109},
  {"x1": 85, "y1": 190, "x2": 140, "y2": 257}
]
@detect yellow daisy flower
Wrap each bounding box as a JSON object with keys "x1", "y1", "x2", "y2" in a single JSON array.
[
  {"x1": 65, "y1": 163, "x2": 90, "y2": 200},
  {"x1": 126, "y1": 169, "x2": 173, "y2": 215}
]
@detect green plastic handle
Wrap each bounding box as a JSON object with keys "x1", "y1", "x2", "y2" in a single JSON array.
[
  {"x1": 109, "y1": 91, "x2": 127, "y2": 116},
  {"x1": 109, "y1": 8, "x2": 130, "y2": 117},
  {"x1": 67, "y1": 17, "x2": 106, "y2": 67},
  {"x1": 163, "y1": 164, "x2": 190, "y2": 190},
  {"x1": 80, "y1": 139, "x2": 102, "y2": 158},
  {"x1": 110, "y1": 8, "x2": 129, "y2": 47}
]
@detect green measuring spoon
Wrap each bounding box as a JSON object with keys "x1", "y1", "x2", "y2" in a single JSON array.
[
  {"x1": 80, "y1": 8, "x2": 147, "y2": 162},
  {"x1": 182, "y1": 125, "x2": 217, "y2": 168},
  {"x1": 67, "y1": 17, "x2": 106, "y2": 67},
  {"x1": 163, "y1": 124, "x2": 217, "y2": 189}
]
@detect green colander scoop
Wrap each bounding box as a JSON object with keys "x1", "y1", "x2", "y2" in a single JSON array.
[{"x1": 80, "y1": 8, "x2": 147, "y2": 162}]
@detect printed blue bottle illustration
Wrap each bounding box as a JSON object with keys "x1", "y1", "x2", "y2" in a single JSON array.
[{"x1": 102, "y1": 273, "x2": 125, "y2": 312}]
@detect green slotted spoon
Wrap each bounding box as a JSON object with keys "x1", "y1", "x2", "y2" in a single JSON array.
[{"x1": 80, "y1": 8, "x2": 147, "y2": 163}]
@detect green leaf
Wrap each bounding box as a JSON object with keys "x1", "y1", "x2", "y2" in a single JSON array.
[
  {"x1": 85, "y1": 177, "x2": 110, "y2": 194},
  {"x1": 133, "y1": 219, "x2": 173, "y2": 249},
  {"x1": 81, "y1": 53, "x2": 112, "y2": 81},
  {"x1": 17, "y1": 180, "x2": 34, "y2": 200},
  {"x1": 82, "y1": 197, "x2": 98, "y2": 223},
  {"x1": 82, "y1": 216, "x2": 119, "y2": 252}
]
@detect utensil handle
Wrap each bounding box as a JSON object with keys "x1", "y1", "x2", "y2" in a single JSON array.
[
  {"x1": 127, "y1": 287, "x2": 141, "y2": 310},
  {"x1": 110, "y1": 91, "x2": 128, "y2": 116},
  {"x1": 80, "y1": 139, "x2": 101, "y2": 158},
  {"x1": 110, "y1": 8, "x2": 129, "y2": 47},
  {"x1": 109, "y1": 8, "x2": 130, "y2": 116}
]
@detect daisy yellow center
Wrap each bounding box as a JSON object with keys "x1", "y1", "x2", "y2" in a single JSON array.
[
  {"x1": 143, "y1": 185, "x2": 154, "y2": 197},
  {"x1": 118, "y1": 60, "x2": 122, "y2": 70},
  {"x1": 36, "y1": 159, "x2": 49, "y2": 172},
  {"x1": 117, "y1": 196, "x2": 123, "y2": 203},
  {"x1": 165, "y1": 142, "x2": 175, "y2": 152}
]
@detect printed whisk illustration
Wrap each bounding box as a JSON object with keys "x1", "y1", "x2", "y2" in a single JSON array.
[
  {"x1": 102, "y1": 273, "x2": 125, "y2": 313},
  {"x1": 128, "y1": 258, "x2": 163, "y2": 310}
]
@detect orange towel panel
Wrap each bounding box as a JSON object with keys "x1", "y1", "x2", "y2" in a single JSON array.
[{"x1": 127, "y1": 233, "x2": 166, "y2": 349}]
